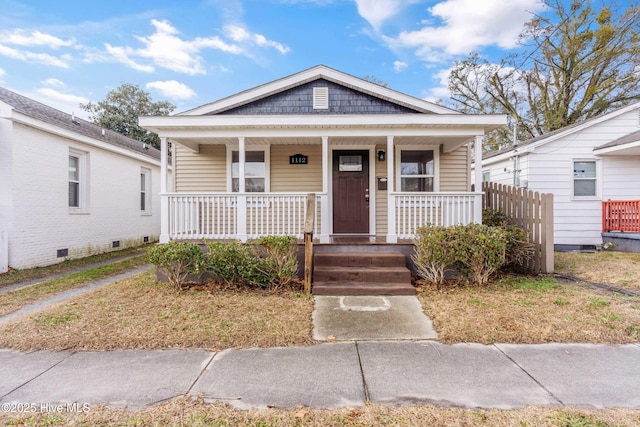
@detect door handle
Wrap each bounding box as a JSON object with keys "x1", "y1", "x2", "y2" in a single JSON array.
[{"x1": 364, "y1": 188, "x2": 369, "y2": 202}]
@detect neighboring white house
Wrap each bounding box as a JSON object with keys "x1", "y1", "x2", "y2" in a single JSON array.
[
  {"x1": 478, "y1": 102, "x2": 640, "y2": 250},
  {"x1": 0, "y1": 87, "x2": 163, "y2": 271}
]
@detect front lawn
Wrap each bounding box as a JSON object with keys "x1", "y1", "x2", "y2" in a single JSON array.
[
  {"x1": 0, "y1": 255, "x2": 149, "y2": 318},
  {"x1": 555, "y1": 250, "x2": 640, "y2": 293},
  {"x1": 418, "y1": 275, "x2": 640, "y2": 344},
  {"x1": 0, "y1": 270, "x2": 314, "y2": 351}
]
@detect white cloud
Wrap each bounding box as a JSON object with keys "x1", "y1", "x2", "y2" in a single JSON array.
[
  {"x1": 429, "y1": 67, "x2": 454, "y2": 99},
  {"x1": 354, "y1": 0, "x2": 418, "y2": 31},
  {"x1": 223, "y1": 25, "x2": 290, "y2": 55},
  {"x1": 43, "y1": 78, "x2": 65, "y2": 87},
  {"x1": 106, "y1": 19, "x2": 288, "y2": 75},
  {"x1": 393, "y1": 60, "x2": 407, "y2": 72},
  {"x1": 2, "y1": 29, "x2": 75, "y2": 48},
  {"x1": 105, "y1": 44, "x2": 155, "y2": 73},
  {"x1": 33, "y1": 88, "x2": 91, "y2": 118},
  {"x1": 0, "y1": 44, "x2": 70, "y2": 68},
  {"x1": 383, "y1": 0, "x2": 545, "y2": 62},
  {"x1": 146, "y1": 80, "x2": 196, "y2": 100},
  {"x1": 0, "y1": 68, "x2": 5, "y2": 78}
]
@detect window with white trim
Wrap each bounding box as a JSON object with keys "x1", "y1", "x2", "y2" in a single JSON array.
[
  {"x1": 140, "y1": 168, "x2": 151, "y2": 212},
  {"x1": 231, "y1": 150, "x2": 267, "y2": 192},
  {"x1": 573, "y1": 160, "x2": 597, "y2": 197},
  {"x1": 482, "y1": 171, "x2": 491, "y2": 182},
  {"x1": 399, "y1": 150, "x2": 436, "y2": 192},
  {"x1": 68, "y1": 149, "x2": 88, "y2": 210}
]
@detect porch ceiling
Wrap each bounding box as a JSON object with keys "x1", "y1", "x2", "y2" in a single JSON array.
[{"x1": 169, "y1": 135, "x2": 473, "y2": 151}]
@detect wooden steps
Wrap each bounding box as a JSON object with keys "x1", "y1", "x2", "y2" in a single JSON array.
[{"x1": 312, "y1": 251, "x2": 415, "y2": 296}]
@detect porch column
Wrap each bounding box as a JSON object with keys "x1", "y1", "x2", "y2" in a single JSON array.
[
  {"x1": 159, "y1": 137, "x2": 170, "y2": 243},
  {"x1": 473, "y1": 135, "x2": 484, "y2": 224},
  {"x1": 319, "y1": 136, "x2": 330, "y2": 243},
  {"x1": 237, "y1": 136, "x2": 247, "y2": 242},
  {"x1": 386, "y1": 135, "x2": 397, "y2": 243}
]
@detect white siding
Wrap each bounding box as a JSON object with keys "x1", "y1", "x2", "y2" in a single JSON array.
[
  {"x1": 4, "y1": 121, "x2": 161, "y2": 269},
  {"x1": 484, "y1": 107, "x2": 640, "y2": 247}
]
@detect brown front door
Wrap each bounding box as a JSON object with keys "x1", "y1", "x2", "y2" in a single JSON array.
[{"x1": 333, "y1": 150, "x2": 370, "y2": 234}]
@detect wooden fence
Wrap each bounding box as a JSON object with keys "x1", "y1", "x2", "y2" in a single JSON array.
[{"x1": 482, "y1": 182, "x2": 554, "y2": 274}]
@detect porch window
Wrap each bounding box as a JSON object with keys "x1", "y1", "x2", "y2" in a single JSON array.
[
  {"x1": 573, "y1": 160, "x2": 597, "y2": 197},
  {"x1": 400, "y1": 150, "x2": 435, "y2": 192},
  {"x1": 232, "y1": 150, "x2": 265, "y2": 192}
]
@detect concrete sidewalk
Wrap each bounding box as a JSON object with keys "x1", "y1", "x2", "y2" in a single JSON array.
[{"x1": 1, "y1": 342, "x2": 639, "y2": 411}]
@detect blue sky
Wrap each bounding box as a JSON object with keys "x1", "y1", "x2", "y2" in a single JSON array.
[{"x1": 0, "y1": 0, "x2": 579, "y2": 117}]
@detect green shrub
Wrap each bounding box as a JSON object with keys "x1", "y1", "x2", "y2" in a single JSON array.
[
  {"x1": 205, "y1": 236, "x2": 299, "y2": 290},
  {"x1": 205, "y1": 241, "x2": 257, "y2": 288},
  {"x1": 482, "y1": 209, "x2": 535, "y2": 271},
  {"x1": 451, "y1": 223, "x2": 507, "y2": 287},
  {"x1": 147, "y1": 241, "x2": 204, "y2": 290},
  {"x1": 412, "y1": 225, "x2": 456, "y2": 289},
  {"x1": 502, "y1": 224, "x2": 535, "y2": 271},
  {"x1": 249, "y1": 235, "x2": 299, "y2": 289}
]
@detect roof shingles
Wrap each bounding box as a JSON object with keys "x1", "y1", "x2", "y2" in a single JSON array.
[{"x1": 0, "y1": 87, "x2": 161, "y2": 161}]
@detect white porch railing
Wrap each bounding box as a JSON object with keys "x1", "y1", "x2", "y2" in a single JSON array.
[
  {"x1": 166, "y1": 193, "x2": 326, "y2": 241},
  {"x1": 392, "y1": 192, "x2": 482, "y2": 240},
  {"x1": 164, "y1": 191, "x2": 481, "y2": 242}
]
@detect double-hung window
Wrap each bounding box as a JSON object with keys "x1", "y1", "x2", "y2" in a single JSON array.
[
  {"x1": 140, "y1": 168, "x2": 151, "y2": 213},
  {"x1": 68, "y1": 149, "x2": 88, "y2": 210},
  {"x1": 573, "y1": 160, "x2": 597, "y2": 198},
  {"x1": 399, "y1": 150, "x2": 436, "y2": 192},
  {"x1": 231, "y1": 150, "x2": 267, "y2": 192}
]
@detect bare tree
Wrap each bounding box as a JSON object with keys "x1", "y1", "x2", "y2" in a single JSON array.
[{"x1": 448, "y1": 0, "x2": 640, "y2": 151}]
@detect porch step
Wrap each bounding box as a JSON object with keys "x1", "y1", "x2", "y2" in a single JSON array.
[
  {"x1": 314, "y1": 252, "x2": 407, "y2": 268},
  {"x1": 312, "y1": 251, "x2": 415, "y2": 296},
  {"x1": 312, "y1": 281, "x2": 416, "y2": 296},
  {"x1": 313, "y1": 266, "x2": 411, "y2": 283}
]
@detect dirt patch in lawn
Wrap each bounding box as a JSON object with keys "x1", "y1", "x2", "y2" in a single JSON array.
[
  {"x1": 555, "y1": 251, "x2": 640, "y2": 293},
  {"x1": 1, "y1": 399, "x2": 639, "y2": 427},
  {"x1": 418, "y1": 275, "x2": 640, "y2": 344},
  {"x1": 0, "y1": 270, "x2": 315, "y2": 351},
  {"x1": 0, "y1": 255, "x2": 149, "y2": 318}
]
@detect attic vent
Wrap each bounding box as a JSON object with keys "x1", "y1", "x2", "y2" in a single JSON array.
[{"x1": 313, "y1": 87, "x2": 329, "y2": 110}]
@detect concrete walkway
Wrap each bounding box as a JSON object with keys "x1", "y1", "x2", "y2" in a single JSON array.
[{"x1": 1, "y1": 343, "x2": 639, "y2": 411}]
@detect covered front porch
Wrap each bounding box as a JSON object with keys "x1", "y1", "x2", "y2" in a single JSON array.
[{"x1": 149, "y1": 130, "x2": 490, "y2": 244}]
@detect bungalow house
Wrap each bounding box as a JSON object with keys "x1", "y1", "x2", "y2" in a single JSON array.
[
  {"x1": 0, "y1": 87, "x2": 163, "y2": 272},
  {"x1": 479, "y1": 102, "x2": 640, "y2": 251},
  {"x1": 140, "y1": 66, "x2": 506, "y2": 294},
  {"x1": 140, "y1": 65, "x2": 505, "y2": 246}
]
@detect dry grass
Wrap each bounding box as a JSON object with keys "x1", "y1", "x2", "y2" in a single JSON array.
[
  {"x1": 0, "y1": 245, "x2": 150, "y2": 288},
  {"x1": 1, "y1": 398, "x2": 639, "y2": 426},
  {"x1": 418, "y1": 275, "x2": 640, "y2": 344},
  {"x1": 555, "y1": 251, "x2": 640, "y2": 293},
  {"x1": 0, "y1": 270, "x2": 314, "y2": 351},
  {"x1": 0, "y1": 255, "x2": 149, "y2": 318}
]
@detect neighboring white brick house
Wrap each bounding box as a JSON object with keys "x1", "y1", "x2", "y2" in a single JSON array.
[
  {"x1": 477, "y1": 102, "x2": 640, "y2": 250},
  {"x1": 0, "y1": 87, "x2": 163, "y2": 271}
]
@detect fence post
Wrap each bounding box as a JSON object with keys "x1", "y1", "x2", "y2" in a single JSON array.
[
  {"x1": 303, "y1": 193, "x2": 315, "y2": 294},
  {"x1": 541, "y1": 193, "x2": 554, "y2": 273}
]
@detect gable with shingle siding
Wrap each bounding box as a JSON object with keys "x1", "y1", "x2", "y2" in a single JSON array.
[{"x1": 216, "y1": 79, "x2": 423, "y2": 115}]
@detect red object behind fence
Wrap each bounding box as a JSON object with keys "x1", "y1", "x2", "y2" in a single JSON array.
[{"x1": 602, "y1": 200, "x2": 640, "y2": 232}]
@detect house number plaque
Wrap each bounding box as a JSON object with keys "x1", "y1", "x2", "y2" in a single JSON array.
[{"x1": 289, "y1": 154, "x2": 308, "y2": 165}]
